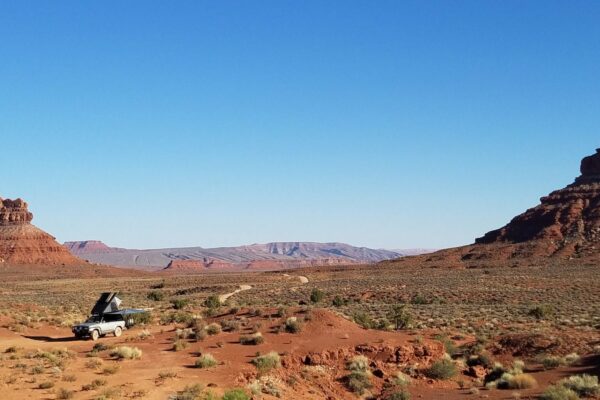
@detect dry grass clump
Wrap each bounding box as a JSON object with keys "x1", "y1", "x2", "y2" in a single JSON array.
[
  {"x1": 284, "y1": 317, "x2": 302, "y2": 333},
  {"x1": 110, "y1": 346, "x2": 142, "y2": 360},
  {"x1": 56, "y1": 388, "x2": 75, "y2": 399},
  {"x1": 425, "y1": 359, "x2": 457, "y2": 380},
  {"x1": 344, "y1": 355, "x2": 373, "y2": 395},
  {"x1": 172, "y1": 339, "x2": 189, "y2": 352},
  {"x1": 205, "y1": 323, "x2": 222, "y2": 336},
  {"x1": 252, "y1": 352, "x2": 281, "y2": 375},
  {"x1": 240, "y1": 332, "x2": 264, "y2": 345},
  {"x1": 82, "y1": 378, "x2": 107, "y2": 391},
  {"x1": 195, "y1": 354, "x2": 218, "y2": 369}
]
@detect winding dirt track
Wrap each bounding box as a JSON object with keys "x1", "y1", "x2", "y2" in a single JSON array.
[{"x1": 218, "y1": 284, "x2": 252, "y2": 303}]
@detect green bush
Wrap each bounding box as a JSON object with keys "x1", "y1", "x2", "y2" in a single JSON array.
[
  {"x1": 252, "y1": 352, "x2": 281, "y2": 375},
  {"x1": 540, "y1": 385, "x2": 580, "y2": 400},
  {"x1": 344, "y1": 371, "x2": 372, "y2": 395},
  {"x1": 147, "y1": 291, "x2": 164, "y2": 301},
  {"x1": 222, "y1": 389, "x2": 250, "y2": 400},
  {"x1": 171, "y1": 298, "x2": 190, "y2": 310},
  {"x1": 130, "y1": 311, "x2": 152, "y2": 325},
  {"x1": 310, "y1": 288, "x2": 325, "y2": 303},
  {"x1": 332, "y1": 296, "x2": 347, "y2": 307},
  {"x1": 425, "y1": 359, "x2": 456, "y2": 380},
  {"x1": 388, "y1": 304, "x2": 413, "y2": 330},
  {"x1": 353, "y1": 311, "x2": 374, "y2": 329},
  {"x1": 528, "y1": 304, "x2": 553, "y2": 319},
  {"x1": 387, "y1": 391, "x2": 410, "y2": 400},
  {"x1": 205, "y1": 295, "x2": 221, "y2": 309},
  {"x1": 560, "y1": 374, "x2": 600, "y2": 397}
]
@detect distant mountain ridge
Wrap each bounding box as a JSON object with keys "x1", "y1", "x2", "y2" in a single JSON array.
[{"x1": 64, "y1": 240, "x2": 418, "y2": 270}]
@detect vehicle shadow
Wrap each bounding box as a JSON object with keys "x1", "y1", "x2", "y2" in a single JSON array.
[{"x1": 23, "y1": 335, "x2": 80, "y2": 343}]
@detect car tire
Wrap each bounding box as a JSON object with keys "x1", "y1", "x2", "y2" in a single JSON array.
[
  {"x1": 91, "y1": 330, "x2": 100, "y2": 341},
  {"x1": 114, "y1": 327, "x2": 122, "y2": 337}
]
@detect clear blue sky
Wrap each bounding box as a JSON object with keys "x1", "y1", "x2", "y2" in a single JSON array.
[{"x1": 1, "y1": 1, "x2": 599, "y2": 250}]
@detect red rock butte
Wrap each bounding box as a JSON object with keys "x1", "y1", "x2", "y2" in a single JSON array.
[
  {"x1": 0, "y1": 197, "x2": 83, "y2": 265},
  {"x1": 388, "y1": 148, "x2": 600, "y2": 267}
]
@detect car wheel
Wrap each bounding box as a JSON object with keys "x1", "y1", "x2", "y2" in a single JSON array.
[
  {"x1": 91, "y1": 330, "x2": 99, "y2": 341},
  {"x1": 114, "y1": 327, "x2": 122, "y2": 337}
]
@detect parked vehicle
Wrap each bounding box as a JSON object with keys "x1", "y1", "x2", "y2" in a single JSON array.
[{"x1": 72, "y1": 292, "x2": 147, "y2": 340}]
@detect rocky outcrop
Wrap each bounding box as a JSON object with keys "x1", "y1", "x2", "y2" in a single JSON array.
[
  {"x1": 0, "y1": 198, "x2": 83, "y2": 265},
  {"x1": 0, "y1": 198, "x2": 33, "y2": 226},
  {"x1": 64, "y1": 240, "x2": 114, "y2": 254},
  {"x1": 473, "y1": 148, "x2": 600, "y2": 259},
  {"x1": 388, "y1": 148, "x2": 600, "y2": 268}
]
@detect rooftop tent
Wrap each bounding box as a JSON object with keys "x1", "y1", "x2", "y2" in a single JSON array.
[{"x1": 90, "y1": 292, "x2": 122, "y2": 315}]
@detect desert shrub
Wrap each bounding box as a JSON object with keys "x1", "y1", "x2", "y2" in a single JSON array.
[
  {"x1": 130, "y1": 311, "x2": 152, "y2": 325},
  {"x1": 195, "y1": 354, "x2": 217, "y2": 369},
  {"x1": 252, "y1": 352, "x2": 281, "y2": 375},
  {"x1": 393, "y1": 371, "x2": 411, "y2": 387},
  {"x1": 466, "y1": 352, "x2": 493, "y2": 368},
  {"x1": 161, "y1": 311, "x2": 194, "y2": 326},
  {"x1": 540, "y1": 385, "x2": 580, "y2": 400},
  {"x1": 344, "y1": 371, "x2": 372, "y2": 395},
  {"x1": 171, "y1": 298, "x2": 190, "y2": 310},
  {"x1": 388, "y1": 304, "x2": 413, "y2": 330},
  {"x1": 559, "y1": 374, "x2": 600, "y2": 397},
  {"x1": 497, "y1": 373, "x2": 537, "y2": 389},
  {"x1": 31, "y1": 365, "x2": 45, "y2": 374},
  {"x1": 56, "y1": 388, "x2": 75, "y2": 399},
  {"x1": 110, "y1": 346, "x2": 142, "y2": 360},
  {"x1": 222, "y1": 389, "x2": 250, "y2": 400},
  {"x1": 38, "y1": 381, "x2": 55, "y2": 389},
  {"x1": 194, "y1": 328, "x2": 207, "y2": 342},
  {"x1": 151, "y1": 281, "x2": 165, "y2": 289},
  {"x1": 387, "y1": 391, "x2": 410, "y2": 400},
  {"x1": 542, "y1": 356, "x2": 562, "y2": 370},
  {"x1": 410, "y1": 293, "x2": 430, "y2": 305},
  {"x1": 563, "y1": 353, "x2": 581, "y2": 365},
  {"x1": 98, "y1": 386, "x2": 122, "y2": 399},
  {"x1": 528, "y1": 304, "x2": 553, "y2": 320},
  {"x1": 275, "y1": 307, "x2": 288, "y2": 318},
  {"x1": 347, "y1": 355, "x2": 370, "y2": 373},
  {"x1": 332, "y1": 296, "x2": 347, "y2": 307},
  {"x1": 206, "y1": 323, "x2": 221, "y2": 335},
  {"x1": 147, "y1": 291, "x2": 164, "y2": 301},
  {"x1": 434, "y1": 335, "x2": 458, "y2": 356},
  {"x1": 220, "y1": 319, "x2": 241, "y2": 332},
  {"x1": 62, "y1": 374, "x2": 77, "y2": 382},
  {"x1": 172, "y1": 339, "x2": 189, "y2": 352},
  {"x1": 205, "y1": 295, "x2": 221, "y2": 309},
  {"x1": 82, "y1": 378, "x2": 107, "y2": 391},
  {"x1": 353, "y1": 311, "x2": 374, "y2": 329},
  {"x1": 310, "y1": 288, "x2": 325, "y2": 303},
  {"x1": 240, "y1": 332, "x2": 264, "y2": 345},
  {"x1": 175, "y1": 328, "x2": 194, "y2": 340},
  {"x1": 102, "y1": 364, "x2": 120, "y2": 375},
  {"x1": 85, "y1": 358, "x2": 103, "y2": 369},
  {"x1": 425, "y1": 359, "x2": 456, "y2": 380},
  {"x1": 172, "y1": 383, "x2": 204, "y2": 400},
  {"x1": 284, "y1": 317, "x2": 302, "y2": 333},
  {"x1": 158, "y1": 370, "x2": 178, "y2": 380}
]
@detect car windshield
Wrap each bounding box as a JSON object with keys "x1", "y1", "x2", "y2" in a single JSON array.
[{"x1": 86, "y1": 315, "x2": 102, "y2": 323}]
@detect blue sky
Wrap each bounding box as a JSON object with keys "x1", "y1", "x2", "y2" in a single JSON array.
[{"x1": 1, "y1": 1, "x2": 599, "y2": 250}]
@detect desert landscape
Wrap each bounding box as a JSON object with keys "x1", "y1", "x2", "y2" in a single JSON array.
[
  {"x1": 3, "y1": 2, "x2": 599, "y2": 400},
  {"x1": 0, "y1": 151, "x2": 599, "y2": 400}
]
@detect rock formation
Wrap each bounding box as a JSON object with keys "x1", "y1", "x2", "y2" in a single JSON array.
[
  {"x1": 0, "y1": 198, "x2": 83, "y2": 265},
  {"x1": 472, "y1": 148, "x2": 600, "y2": 260},
  {"x1": 387, "y1": 148, "x2": 600, "y2": 268}
]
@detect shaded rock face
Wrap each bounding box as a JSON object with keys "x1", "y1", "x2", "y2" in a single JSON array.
[
  {"x1": 474, "y1": 148, "x2": 600, "y2": 259},
  {"x1": 0, "y1": 198, "x2": 33, "y2": 226},
  {"x1": 0, "y1": 197, "x2": 83, "y2": 265}
]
